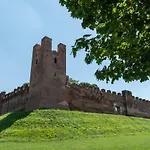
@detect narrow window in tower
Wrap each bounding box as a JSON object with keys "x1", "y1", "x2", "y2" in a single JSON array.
[
  {"x1": 54, "y1": 72, "x2": 56, "y2": 77},
  {"x1": 54, "y1": 57, "x2": 57, "y2": 64},
  {"x1": 36, "y1": 59, "x2": 38, "y2": 64}
]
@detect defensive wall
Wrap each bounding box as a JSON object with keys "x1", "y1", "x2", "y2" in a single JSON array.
[
  {"x1": 0, "y1": 36, "x2": 150, "y2": 118},
  {"x1": 66, "y1": 82, "x2": 150, "y2": 118},
  {"x1": 1, "y1": 81, "x2": 150, "y2": 118},
  {"x1": 0, "y1": 84, "x2": 29, "y2": 115}
]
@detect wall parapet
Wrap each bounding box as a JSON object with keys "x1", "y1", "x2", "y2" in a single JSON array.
[
  {"x1": 67, "y1": 78, "x2": 150, "y2": 118},
  {"x1": 0, "y1": 84, "x2": 29, "y2": 103},
  {"x1": 67, "y1": 81, "x2": 150, "y2": 104},
  {"x1": 0, "y1": 83, "x2": 30, "y2": 115}
]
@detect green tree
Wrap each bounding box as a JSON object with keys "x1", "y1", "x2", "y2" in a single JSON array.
[
  {"x1": 59, "y1": 0, "x2": 150, "y2": 83},
  {"x1": 68, "y1": 76, "x2": 79, "y2": 85}
]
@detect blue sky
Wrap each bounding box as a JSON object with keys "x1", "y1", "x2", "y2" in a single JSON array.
[{"x1": 0, "y1": 0, "x2": 150, "y2": 99}]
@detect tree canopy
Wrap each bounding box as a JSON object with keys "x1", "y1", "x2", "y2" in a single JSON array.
[
  {"x1": 59, "y1": 0, "x2": 150, "y2": 83},
  {"x1": 67, "y1": 76, "x2": 98, "y2": 88}
]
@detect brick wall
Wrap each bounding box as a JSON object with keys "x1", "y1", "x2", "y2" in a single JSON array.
[{"x1": 0, "y1": 84, "x2": 29, "y2": 115}]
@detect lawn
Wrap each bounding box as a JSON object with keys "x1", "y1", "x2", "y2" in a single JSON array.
[
  {"x1": 1, "y1": 109, "x2": 150, "y2": 149},
  {"x1": 1, "y1": 135, "x2": 150, "y2": 150}
]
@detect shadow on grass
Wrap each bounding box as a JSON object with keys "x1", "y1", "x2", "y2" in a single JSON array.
[{"x1": 0, "y1": 111, "x2": 32, "y2": 132}]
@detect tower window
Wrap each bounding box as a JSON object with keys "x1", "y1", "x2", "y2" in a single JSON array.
[
  {"x1": 54, "y1": 72, "x2": 56, "y2": 77},
  {"x1": 36, "y1": 59, "x2": 38, "y2": 64},
  {"x1": 54, "y1": 58, "x2": 57, "y2": 64}
]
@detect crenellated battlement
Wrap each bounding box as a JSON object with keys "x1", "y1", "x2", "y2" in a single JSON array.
[
  {"x1": 1, "y1": 84, "x2": 29, "y2": 102},
  {"x1": 33, "y1": 36, "x2": 66, "y2": 55},
  {"x1": 67, "y1": 81, "x2": 150, "y2": 103},
  {"x1": 66, "y1": 78, "x2": 150, "y2": 117},
  {"x1": 0, "y1": 84, "x2": 29, "y2": 115}
]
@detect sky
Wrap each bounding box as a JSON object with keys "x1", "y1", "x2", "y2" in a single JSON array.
[{"x1": 0, "y1": 0, "x2": 150, "y2": 100}]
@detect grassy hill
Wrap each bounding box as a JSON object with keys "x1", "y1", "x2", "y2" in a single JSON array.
[{"x1": 0, "y1": 109, "x2": 150, "y2": 142}]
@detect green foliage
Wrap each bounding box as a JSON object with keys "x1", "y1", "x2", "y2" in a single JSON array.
[
  {"x1": 1, "y1": 110, "x2": 150, "y2": 142},
  {"x1": 23, "y1": 83, "x2": 29, "y2": 86},
  {"x1": 79, "y1": 82, "x2": 98, "y2": 88},
  {"x1": 59, "y1": 0, "x2": 150, "y2": 83},
  {"x1": 68, "y1": 76, "x2": 98, "y2": 88},
  {"x1": 68, "y1": 77, "x2": 79, "y2": 85}
]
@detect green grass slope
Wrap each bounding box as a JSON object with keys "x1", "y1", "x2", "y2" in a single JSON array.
[{"x1": 0, "y1": 109, "x2": 150, "y2": 142}]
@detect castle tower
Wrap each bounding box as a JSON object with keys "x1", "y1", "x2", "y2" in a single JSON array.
[{"x1": 26, "y1": 36, "x2": 68, "y2": 111}]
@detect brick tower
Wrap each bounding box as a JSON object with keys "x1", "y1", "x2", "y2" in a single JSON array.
[{"x1": 26, "y1": 36, "x2": 68, "y2": 110}]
